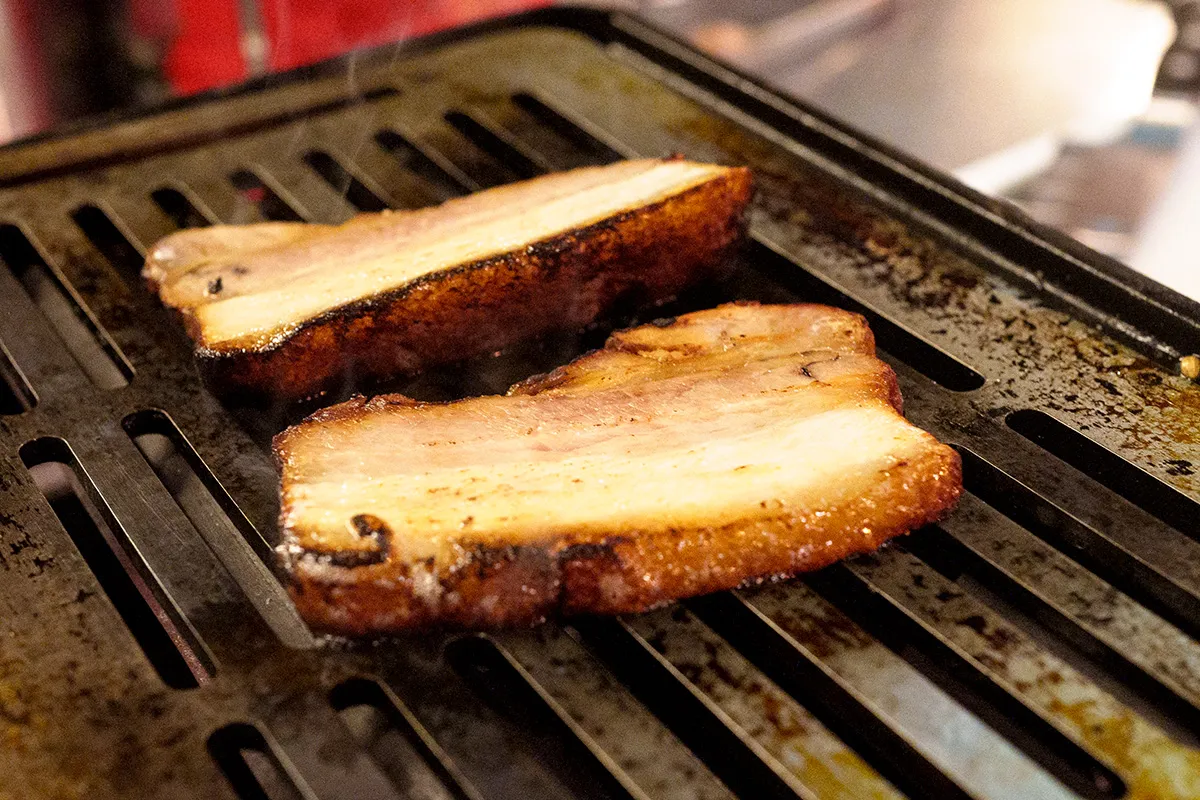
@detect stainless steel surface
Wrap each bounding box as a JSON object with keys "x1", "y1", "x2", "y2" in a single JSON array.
[
  {"x1": 625, "y1": 0, "x2": 1174, "y2": 193},
  {"x1": 2, "y1": 10, "x2": 1200, "y2": 799}
]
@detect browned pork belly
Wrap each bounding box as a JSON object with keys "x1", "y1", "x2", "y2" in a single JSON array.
[
  {"x1": 145, "y1": 158, "x2": 752, "y2": 403},
  {"x1": 275, "y1": 302, "x2": 962, "y2": 635}
]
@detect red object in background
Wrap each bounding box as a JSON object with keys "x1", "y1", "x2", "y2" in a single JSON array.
[
  {"x1": 145, "y1": 0, "x2": 548, "y2": 96},
  {"x1": 1, "y1": 0, "x2": 52, "y2": 136},
  {"x1": 157, "y1": 0, "x2": 246, "y2": 95}
]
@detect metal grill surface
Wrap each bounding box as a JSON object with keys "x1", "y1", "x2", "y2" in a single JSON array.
[{"x1": 2, "y1": 10, "x2": 1200, "y2": 800}]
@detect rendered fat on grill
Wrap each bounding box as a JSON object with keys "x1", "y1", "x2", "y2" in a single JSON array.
[
  {"x1": 275, "y1": 302, "x2": 963, "y2": 634},
  {"x1": 144, "y1": 158, "x2": 752, "y2": 403}
]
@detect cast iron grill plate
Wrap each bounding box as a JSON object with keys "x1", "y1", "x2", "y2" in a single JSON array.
[{"x1": 2, "y1": 10, "x2": 1200, "y2": 800}]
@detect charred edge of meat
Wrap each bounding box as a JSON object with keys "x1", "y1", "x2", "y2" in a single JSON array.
[
  {"x1": 556, "y1": 538, "x2": 632, "y2": 562},
  {"x1": 304, "y1": 514, "x2": 393, "y2": 568},
  {"x1": 282, "y1": 448, "x2": 962, "y2": 636}
]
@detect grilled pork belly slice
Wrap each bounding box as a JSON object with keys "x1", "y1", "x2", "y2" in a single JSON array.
[
  {"x1": 276, "y1": 302, "x2": 962, "y2": 635},
  {"x1": 146, "y1": 158, "x2": 751, "y2": 403}
]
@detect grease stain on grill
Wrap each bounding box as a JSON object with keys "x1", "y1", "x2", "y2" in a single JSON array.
[{"x1": 1165, "y1": 459, "x2": 1195, "y2": 476}]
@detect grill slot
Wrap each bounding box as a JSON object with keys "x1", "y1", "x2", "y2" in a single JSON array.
[
  {"x1": 19, "y1": 437, "x2": 208, "y2": 689},
  {"x1": 1008, "y1": 409, "x2": 1200, "y2": 541},
  {"x1": 381, "y1": 644, "x2": 606, "y2": 800},
  {"x1": 482, "y1": 103, "x2": 607, "y2": 171},
  {"x1": 447, "y1": 635, "x2": 640, "y2": 800},
  {"x1": 496, "y1": 628, "x2": 735, "y2": 800},
  {"x1": 71, "y1": 204, "x2": 145, "y2": 281},
  {"x1": 248, "y1": 161, "x2": 353, "y2": 228},
  {"x1": 51, "y1": 425, "x2": 282, "y2": 666},
  {"x1": 0, "y1": 87, "x2": 402, "y2": 191},
  {"x1": 955, "y1": 446, "x2": 1200, "y2": 638},
  {"x1": 964, "y1": 427, "x2": 1200, "y2": 639},
  {"x1": 255, "y1": 694, "x2": 406, "y2": 800},
  {"x1": 426, "y1": 121, "x2": 525, "y2": 189},
  {"x1": 303, "y1": 150, "x2": 389, "y2": 212},
  {"x1": 122, "y1": 409, "x2": 312, "y2": 648},
  {"x1": 848, "y1": 545, "x2": 1200, "y2": 796},
  {"x1": 0, "y1": 224, "x2": 132, "y2": 389},
  {"x1": 0, "y1": 339, "x2": 36, "y2": 413},
  {"x1": 230, "y1": 169, "x2": 305, "y2": 222},
  {"x1": 510, "y1": 93, "x2": 626, "y2": 166},
  {"x1": 316, "y1": 141, "x2": 437, "y2": 211},
  {"x1": 374, "y1": 129, "x2": 474, "y2": 200},
  {"x1": 800, "y1": 564, "x2": 1123, "y2": 799},
  {"x1": 572, "y1": 616, "x2": 815, "y2": 800},
  {"x1": 445, "y1": 110, "x2": 550, "y2": 178},
  {"x1": 151, "y1": 187, "x2": 214, "y2": 229},
  {"x1": 624, "y1": 605, "x2": 905, "y2": 799},
  {"x1": 919, "y1": 517, "x2": 1200, "y2": 741},
  {"x1": 906, "y1": 528, "x2": 1200, "y2": 744},
  {"x1": 331, "y1": 678, "x2": 479, "y2": 800},
  {"x1": 164, "y1": 175, "x2": 265, "y2": 226},
  {"x1": 708, "y1": 585, "x2": 1109, "y2": 800},
  {"x1": 209, "y1": 723, "x2": 306, "y2": 800}
]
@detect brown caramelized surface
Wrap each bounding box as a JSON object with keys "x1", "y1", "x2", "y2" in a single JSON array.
[
  {"x1": 276, "y1": 303, "x2": 962, "y2": 633},
  {"x1": 147, "y1": 159, "x2": 732, "y2": 352}
]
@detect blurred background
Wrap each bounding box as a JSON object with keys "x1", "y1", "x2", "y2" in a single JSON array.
[{"x1": 1, "y1": 0, "x2": 1197, "y2": 297}]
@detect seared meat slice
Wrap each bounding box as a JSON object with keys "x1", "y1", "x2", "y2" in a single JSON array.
[
  {"x1": 146, "y1": 158, "x2": 751, "y2": 403},
  {"x1": 276, "y1": 302, "x2": 962, "y2": 635}
]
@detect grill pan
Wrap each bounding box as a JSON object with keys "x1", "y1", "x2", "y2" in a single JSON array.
[{"x1": 3, "y1": 9, "x2": 1200, "y2": 799}]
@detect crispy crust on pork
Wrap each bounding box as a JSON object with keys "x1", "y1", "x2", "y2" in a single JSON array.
[
  {"x1": 275, "y1": 303, "x2": 962, "y2": 634},
  {"x1": 147, "y1": 160, "x2": 752, "y2": 403}
]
